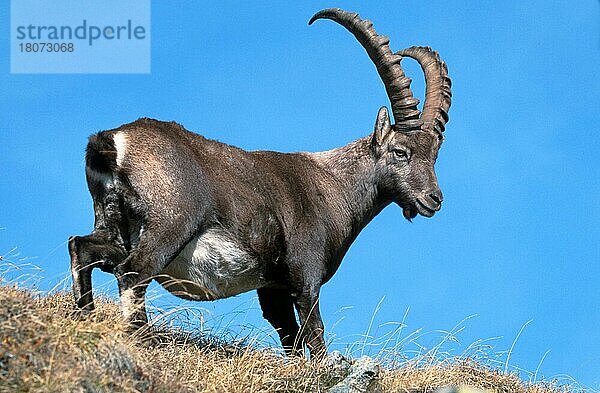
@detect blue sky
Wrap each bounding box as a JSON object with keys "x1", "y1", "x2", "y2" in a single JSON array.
[{"x1": 1, "y1": 1, "x2": 599, "y2": 389}]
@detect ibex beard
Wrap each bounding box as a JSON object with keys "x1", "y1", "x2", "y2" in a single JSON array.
[{"x1": 68, "y1": 8, "x2": 451, "y2": 359}]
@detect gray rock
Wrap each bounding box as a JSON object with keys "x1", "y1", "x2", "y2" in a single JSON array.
[
  {"x1": 433, "y1": 387, "x2": 489, "y2": 393},
  {"x1": 434, "y1": 387, "x2": 458, "y2": 393},
  {"x1": 324, "y1": 350, "x2": 352, "y2": 381},
  {"x1": 328, "y1": 355, "x2": 380, "y2": 393}
]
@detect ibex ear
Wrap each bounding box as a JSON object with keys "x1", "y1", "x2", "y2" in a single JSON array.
[{"x1": 372, "y1": 106, "x2": 392, "y2": 146}]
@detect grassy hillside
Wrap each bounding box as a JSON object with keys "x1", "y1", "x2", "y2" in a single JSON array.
[{"x1": 0, "y1": 282, "x2": 577, "y2": 393}]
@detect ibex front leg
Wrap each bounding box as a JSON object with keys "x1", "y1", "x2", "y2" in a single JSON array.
[
  {"x1": 295, "y1": 285, "x2": 327, "y2": 359},
  {"x1": 258, "y1": 287, "x2": 302, "y2": 356}
]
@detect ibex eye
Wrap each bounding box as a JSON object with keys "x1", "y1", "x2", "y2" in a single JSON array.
[{"x1": 393, "y1": 149, "x2": 410, "y2": 160}]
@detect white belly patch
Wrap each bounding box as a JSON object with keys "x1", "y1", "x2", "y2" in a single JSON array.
[{"x1": 156, "y1": 229, "x2": 266, "y2": 300}]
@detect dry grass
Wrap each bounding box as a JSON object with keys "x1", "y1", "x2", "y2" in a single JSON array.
[{"x1": 0, "y1": 282, "x2": 580, "y2": 393}]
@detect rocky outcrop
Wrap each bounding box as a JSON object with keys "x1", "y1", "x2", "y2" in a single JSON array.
[{"x1": 325, "y1": 351, "x2": 381, "y2": 393}]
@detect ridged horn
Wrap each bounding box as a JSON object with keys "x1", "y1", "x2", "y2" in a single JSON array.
[
  {"x1": 309, "y1": 8, "x2": 422, "y2": 131},
  {"x1": 398, "y1": 46, "x2": 452, "y2": 136}
]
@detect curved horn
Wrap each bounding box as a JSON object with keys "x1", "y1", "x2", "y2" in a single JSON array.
[
  {"x1": 398, "y1": 46, "x2": 452, "y2": 136},
  {"x1": 309, "y1": 8, "x2": 421, "y2": 131}
]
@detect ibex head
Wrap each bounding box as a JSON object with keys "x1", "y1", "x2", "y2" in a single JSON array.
[{"x1": 310, "y1": 9, "x2": 452, "y2": 220}]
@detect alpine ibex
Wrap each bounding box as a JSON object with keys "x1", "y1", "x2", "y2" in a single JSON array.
[{"x1": 68, "y1": 8, "x2": 452, "y2": 358}]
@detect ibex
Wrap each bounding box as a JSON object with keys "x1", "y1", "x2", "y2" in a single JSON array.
[{"x1": 68, "y1": 8, "x2": 451, "y2": 358}]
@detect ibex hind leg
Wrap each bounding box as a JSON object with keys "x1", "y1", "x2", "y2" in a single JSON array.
[
  {"x1": 113, "y1": 214, "x2": 204, "y2": 335},
  {"x1": 69, "y1": 176, "x2": 129, "y2": 317},
  {"x1": 68, "y1": 230, "x2": 128, "y2": 316}
]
